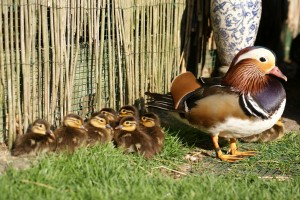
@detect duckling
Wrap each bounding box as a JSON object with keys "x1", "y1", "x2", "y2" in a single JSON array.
[
  {"x1": 114, "y1": 116, "x2": 155, "y2": 159},
  {"x1": 11, "y1": 119, "x2": 56, "y2": 156},
  {"x1": 140, "y1": 112, "x2": 165, "y2": 154},
  {"x1": 84, "y1": 113, "x2": 113, "y2": 146},
  {"x1": 118, "y1": 105, "x2": 139, "y2": 119},
  {"x1": 99, "y1": 108, "x2": 119, "y2": 128},
  {"x1": 54, "y1": 114, "x2": 88, "y2": 153}
]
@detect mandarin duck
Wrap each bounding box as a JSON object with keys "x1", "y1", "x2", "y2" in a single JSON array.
[
  {"x1": 54, "y1": 114, "x2": 88, "y2": 153},
  {"x1": 146, "y1": 46, "x2": 287, "y2": 162},
  {"x1": 118, "y1": 105, "x2": 139, "y2": 119},
  {"x1": 99, "y1": 108, "x2": 119, "y2": 128},
  {"x1": 84, "y1": 113, "x2": 113, "y2": 146},
  {"x1": 11, "y1": 119, "x2": 56, "y2": 156},
  {"x1": 140, "y1": 112, "x2": 165, "y2": 154},
  {"x1": 114, "y1": 116, "x2": 155, "y2": 159},
  {"x1": 200, "y1": 76, "x2": 286, "y2": 143}
]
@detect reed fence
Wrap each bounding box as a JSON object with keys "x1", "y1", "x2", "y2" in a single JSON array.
[{"x1": 0, "y1": 0, "x2": 215, "y2": 148}]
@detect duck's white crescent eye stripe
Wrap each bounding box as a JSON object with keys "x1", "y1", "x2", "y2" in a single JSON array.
[{"x1": 232, "y1": 48, "x2": 274, "y2": 66}]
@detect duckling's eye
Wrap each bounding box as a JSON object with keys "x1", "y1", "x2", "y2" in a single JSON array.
[
  {"x1": 39, "y1": 124, "x2": 43, "y2": 128},
  {"x1": 121, "y1": 109, "x2": 126, "y2": 113},
  {"x1": 124, "y1": 121, "x2": 130, "y2": 125},
  {"x1": 259, "y1": 57, "x2": 266, "y2": 62},
  {"x1": 141, "y1": 117, "x2": 146, "y2": 121}
]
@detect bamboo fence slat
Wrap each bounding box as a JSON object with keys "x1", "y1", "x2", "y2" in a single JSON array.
[
  {"x1": 120, "y1": 0, "x2": 132, "y2": 104},
  {"x1": 0, "y1": 0, "x2": 4, "y2": 143},
  {"x1": 152, "y1": 0, "x2": 158, "y2": 92},
  {"x1": 111, "y1": 0, "x2": 116, "y2": 109},
  {"x1": 9, "y1": 0, "x2": 16, "y2": 143},
  {"x1": 65, "y1": 0, "x2": 71, "y2": 113},
  {"x1": 49, "y1": 0, "x2": 56, "y2": 124},
  {"x1": 145, "y1": 1, "x2": 152, "y2": 92},
  {"x1": 37, "y1": 1, "x2": 42, "y2": 119},
  {"x1": 107, "y1": 0, "x2": 112, "y2": 108},
  {"x1": 3, "y1": 0, "x2": 13, "y2": 148},
  {"x1": 160, "y1": 1, "x2": 166, "y2": 91},
  {"x1": 97, "y1": 1, "x2": 106, "y2": 109},
  {"x1": 31, "y1": 1, "x2": 37, "y2": 121},
  {"x1": 134, "y1": 0, "x2": 140, "y2": 99},
  {"x1": 115, "y1": 0, "x2": 123, "y2": 106},
  {"x1": 165, "y1": 0, "x2": 170, "y2": 91},
  {"x1": 140, "y1": 0, "x2": 145, "y2": 97},
  {"x1": 14, "y1": 0, "x2": 21, "y2": 137}
]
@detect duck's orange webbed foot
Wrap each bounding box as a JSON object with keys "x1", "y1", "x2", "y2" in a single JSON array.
[
  {"x1": 228, "y1": 138, "x2": 256, "y2": 157},
  {"x1": 211, "y1": 135, "x2": 256, "y2": 162},
  {"x1": 215, "y1": 148, "x2": 243, "y2": 162}
]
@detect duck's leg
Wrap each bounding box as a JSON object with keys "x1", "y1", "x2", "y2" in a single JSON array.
[
  {"x1": 211, "y1": 135, "x2": 242, "y2": 162},
  {"x1": 228, "y1": 138, "x2": 256, "y2": 156}
]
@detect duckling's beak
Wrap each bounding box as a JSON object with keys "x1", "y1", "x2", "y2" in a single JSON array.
[
  {"x1": 106, "y1": 124, "x2": 112, "y2": 129},
  {"x1": 115, "y1": 125, "x2": 123, "y2": 130},
  {"x1": 46, "y1": 130, "x2": 55, "y2": 140},
  {"x1": 81, "y1": 125, "x2": 88, "y2": 131},
  {"x1": 118, "y1": 113, "x2": 126, "y2": 117}
]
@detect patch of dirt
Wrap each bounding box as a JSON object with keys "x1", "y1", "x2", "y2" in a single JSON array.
[{"x1": 0, "y1": 143, "x2": 36, "y2": 175}]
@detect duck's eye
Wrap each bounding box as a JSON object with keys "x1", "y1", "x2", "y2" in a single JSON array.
[
  {"x1": 39, "y1": 124, "x2": 43, "y2": 128},
  {"x1": 141, "y1": 117, "x2": 146, "y2": 121},
  {"x1": 259, "y1": 57, "x2": 266, "y2": 62},
  {"x1": 125, "y1": 121, "x2": 130, "y2": 125}
]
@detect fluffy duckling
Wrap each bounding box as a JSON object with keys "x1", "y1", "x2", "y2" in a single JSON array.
[
  {"x1": 114, "y1": 116, "x2": 155, "y2": 159},
  {"x1": 118, "y1": 105, "x2": 139, "y2": 119},
  {"x1": 140, "y1": 112, "x2": 165, "y2": 154},
  {"x1": 54, "y1": 114, "x2": 88, "y2": 153},
  {"x1": 99, "y1": 108, "x2": 119, "y2": 128},
  {"x1": 11, "y1": 119, "x2": 56, "y2": 156},
  {"x1": 84, "y1": 113, "x2": 113, "y2": 146}
]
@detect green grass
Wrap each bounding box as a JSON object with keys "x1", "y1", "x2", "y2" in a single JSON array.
[{"x1": 0, "y1": 130, "x2": 299, "y2": 200}]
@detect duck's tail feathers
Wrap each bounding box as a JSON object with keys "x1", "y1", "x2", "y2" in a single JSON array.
[{"x1": 145, "y1": 92, "x2": 180, "y2": 112}]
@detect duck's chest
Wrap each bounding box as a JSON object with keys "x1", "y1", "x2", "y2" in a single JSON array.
[{"x1": 214, "y1": 99, "x2": 286, "y2": 138}]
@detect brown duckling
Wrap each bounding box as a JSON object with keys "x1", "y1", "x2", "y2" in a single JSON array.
[
  {"x1": 11, "y1": 119, "x2": 56, "y2": 156},
  {"x1": 84, "y1": 113, "x2": 113, "y2": 146},
  {"x1": 118, "y1": 105, "x2": 139, "y2": 119},
  {"x1": 54, "y1": 114, "x2": 88, "y2": 153},
  {"x1": 140, "y1": 112, "x2": 165, "y2": 154},
  {"x1": 99, "y1": 107, "x2": 119, "y2": 128},
  {"x1": 114, "y1": 116, "x2": 155, "y2": 159}
]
